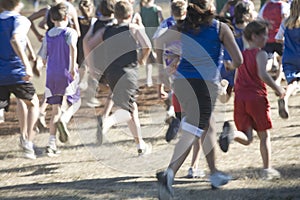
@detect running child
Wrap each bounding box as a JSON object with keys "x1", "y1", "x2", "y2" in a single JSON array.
[{"x1": 219, "y1": 20, "x2": 285, "y2": 180}]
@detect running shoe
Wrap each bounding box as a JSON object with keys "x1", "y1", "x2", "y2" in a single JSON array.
[
  {"x1": 56, "y1": 120, "x2": 70, "y2": 143},
  {"x1": 156, "y1": 169, "x2": 174, "y2": 200},
  {"x1": 261, "y1": 168, "x2": 281, "y2": 180},
  {"x1": 138, "y1": 142, "x2": 152, "y2": 156},
  {"x1": 165, "y1": 117, "x2": 180, "y2": 142},
  {"x1": 45, "y1": 145, "x2": 61, "y2": 157},
  {"x1": 278, "y1": 99, "x2": 289, "y2": 119},
  {"x1": 219, "y1": 121, "x2": 234, "y2": 152},
  {"x1": 210, "y1": 171, "x2": 232, "y2": 189},
  {"x1": 187, "y1": 167, "x2": 205, "y2": 178}
]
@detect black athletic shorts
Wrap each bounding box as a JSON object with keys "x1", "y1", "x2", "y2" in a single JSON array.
[
  {"x1": 0, "y1": 83, "x2": 36, "y2": 111},
  {"x1": 173, "y1": 78, "x2": 218, "y2": 130}
]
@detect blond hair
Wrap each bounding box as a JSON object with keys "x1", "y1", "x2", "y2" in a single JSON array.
[{"x1": 284, "y1": 0, "x2": 300, "y2": 29}]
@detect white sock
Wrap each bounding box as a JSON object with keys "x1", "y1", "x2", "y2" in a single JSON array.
[
  {"x1": 103, "y1": 109, "x2": 131, "y2": 133},
  {"x1": 60, "y1": 99, "x2": 81, "y2": 123},
  {"x1": 48, "y1": 135, "x2": 56, "y2": 148},
  {"x1": 136, "y1": 140, "x2": 145, "y2": 150},
  {"x1": 26, "y1": 141, "x2": 34, "y2": 149}
]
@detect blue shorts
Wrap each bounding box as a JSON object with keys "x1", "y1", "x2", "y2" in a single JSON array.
[{"x1": 283, "y1": 64, "x2": 300, "y2": 84}]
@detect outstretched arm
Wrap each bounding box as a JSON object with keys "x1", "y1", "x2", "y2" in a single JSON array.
[{"x1": 28, "y1": 7, "x2": 48, "y2": 42}]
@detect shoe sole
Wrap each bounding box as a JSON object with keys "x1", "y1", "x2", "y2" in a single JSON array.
[
  {"x1": 57, "y1": 121, "x2": 70, "y2": 143},
  {"x1": 278, "y1": 99, "x2": 289, "y2": 119},
  {"x1": 219, "y1": 121, "x2": 232, "y2": 153},
  {"x1": 156, "y1": 172, "x2": 173, "y2": 200},
  {"x1": 165, "y1": 118, "x2": 180, "y2": 142}
]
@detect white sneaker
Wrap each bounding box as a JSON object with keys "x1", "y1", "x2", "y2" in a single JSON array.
[
  {"x1": 261, "y1": 168, "x2": 281, "y2": 180},
  {"x1": 86, "y1": 97, "x2": 101, "y2": 108},
  {"x1": 19, "y1": 136, "x2": 26, "y2": 149},
  {"x1": 210, "y1": 171, "x2": 232, "y2": 189},
  {"x1": 46, "y1": 145, "x2": 61, "y2": 157},
  {"x1": 187, "y1": 167, "x2": 205, "y2": 178},
  {"x1": 156, "y1": 169, "x2": 174, "y2": 200},
  {"x1": 138, "y1": 142, "x2": 152, "y2": 156},
  {"x1": 0, "y1": 108, "x2": 4, "y2": 123},
  {"x1": 23, "y1": 142, "x2": 36, "y2": 160}
]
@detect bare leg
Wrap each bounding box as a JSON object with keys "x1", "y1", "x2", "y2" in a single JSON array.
[
  {"x1": 26, "y1": 94, "x2": 39, "y2": 142},
  {"x1": 201, "y1": 124, "x2": 216, "y2": 174},
  {"x1": 16, "y1": 98, "x2": 28, "y2": 139},
  {"x1": 102, "y1": 92, "x2": 114, "y2": 119},
  {"x1": 168, "y1": 130, "x2": 197, "y2": 175},
  {"x1": 127, "y1": 102, "x2": 143, "y2": 145},
  {"x1": 49, "y1": 104, "x2": 62, "y2": 136},
  {"x1": 190, "y1": 138, "x2": 201, "y2": 170},
  {"x1": 257, "y1": 130, "x2": 271, "y2": 169},
  {"x1": 233, "y1": 127, "x2": 253, "y2": 145}
]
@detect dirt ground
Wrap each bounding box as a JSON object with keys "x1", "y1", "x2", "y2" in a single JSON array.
[
  {"x1": 0, "y1": 79, "x2": 300, "y2": 200},
  {"x1": 0, "y1": 2, "x2": 300, "y2": 199}
]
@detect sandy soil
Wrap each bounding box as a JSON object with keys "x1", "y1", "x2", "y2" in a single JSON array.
[
  {"x1": 0, "y1": 2, "x2": 299, "y2": 199},
  {"x1": 0, "y1": 80, "x2": 300, "y2": 200}
]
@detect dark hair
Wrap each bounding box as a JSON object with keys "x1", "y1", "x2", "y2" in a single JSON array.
[
  {"x1": 49, "y1": 3, "x2": 67, "y2": 22},
  {"x1": 79, "y1": 0, "x2": 94, "y2": 18},
  {"x1": 97, "y1": 0, "x2": 116, "y2": 17},
  {"x1": 178, "y1": 0, "x2": 214, "y2": 33},
  {"x1": 171, "y1": 0, "x2": 186, "y2": 19},
  {"x1": 243, "y1": 20, "x2": 269, "y2": 41},
  {"x1": 1, "y1": 0, "x2": 20, "y2": 11},
  {"x1": 234, "y1": 1, "x2": 250, "y2": 24}
]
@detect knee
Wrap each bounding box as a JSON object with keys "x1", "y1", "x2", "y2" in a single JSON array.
[{"x1": 24, "y1": 94, "x2": 39, "y2": 108}]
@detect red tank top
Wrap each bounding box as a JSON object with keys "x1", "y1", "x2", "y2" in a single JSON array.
[
  {"x1": 235, "y1": 48, "x2": 267, "y2": 99},
  {"x1": 263, "y1": 2, "x2": 282, "y2": 43}
]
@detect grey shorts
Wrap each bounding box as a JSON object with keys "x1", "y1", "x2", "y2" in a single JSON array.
[{"x1": 106, "y1": 67, "x2": 138, "y2": 113}]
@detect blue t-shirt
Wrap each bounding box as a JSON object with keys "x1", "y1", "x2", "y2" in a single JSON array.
[{"x1": 0, "y1": 16, "x2": 26, "y2": 85}]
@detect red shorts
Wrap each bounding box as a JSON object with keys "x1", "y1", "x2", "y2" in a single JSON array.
[{"x1": 234, "y1": 96, "x2": 272, "y2": 132}]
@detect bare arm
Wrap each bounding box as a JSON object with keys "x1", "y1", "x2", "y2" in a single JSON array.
[
  {"x1": 26, "y1": 36, "x2": 36, "y2": 62},
  {"x1": 156, "y1": 6, "x2": 164, "y2": 23},
  {"x1": 220, "y1": 22, "x2": 243, "y2": 70},
  {"x1": 256, "y1": 50, "x2": 285, "y2": 98},
  {"x1": 131, "y1": 24, "x2": 151, "y2": 65},
  {"x1": 69, "y1": 8, "x2": 81, "y2": 37},
  {"x1": 10, "y1": 34, "x2": 33, "y2": 80},
  {"x1": 69, "y1": 43, "x2": 78, "y2": 79},
  {"x1": 28, "y1": 7, "x2": 47, "y2": 42}
]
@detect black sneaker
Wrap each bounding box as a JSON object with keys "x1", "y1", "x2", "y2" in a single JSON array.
[
  {"x1": 165, "y1": 117, "x2": 180, "y2": 142},
  {"x1": 156, "y1": 170, "x2": 174, "y2": 200},
  {"x1": 96, "y1": 115, "x2": 103, "y2": 145},
  {"x1": 56, "y1": 120, "x2": 70, "y2": 143},
  {"x1": 219, "y1": 121, "x2": 234, "y2": 153},
  {"x1": 45, "y1": 146, "x2": 61, "y2": 157},
  {"x1": 278, "y1": 99, "x2": 289, "y2": 119}
]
